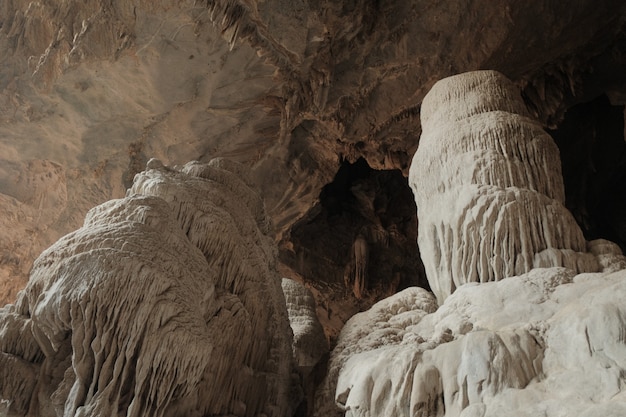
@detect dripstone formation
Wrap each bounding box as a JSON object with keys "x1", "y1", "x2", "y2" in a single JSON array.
[
  {"x1": 3, "y1": 70, "x2": 626, "y2": 417},
  {"x1": 0, "y1": 159, "x2": 297, "y2": 417},
  {"x1": 314, "y1": 71, "x2": 626, "y2": 417},
  {"x1": 409, "y1": 70, "x2": 599, "y2": 303}
]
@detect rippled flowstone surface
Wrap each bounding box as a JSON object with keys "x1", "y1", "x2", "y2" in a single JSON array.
[
  {"x1": 0, "y1": 159, "x2": 298, "y2": 417},
  {"x1": 410, "y1": 70, "x2": 599, "y2": 303},
  {"x1": 315, "y1": 259, "x2": 626, "y2": 417}
]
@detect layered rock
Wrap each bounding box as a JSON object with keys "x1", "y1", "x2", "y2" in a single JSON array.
[
  {"x1": 409, "y1": 70, "x2": 598, "y2": 303},
  {"x1": 0, "y1": 159, "x2": 295, "y2": 417}
]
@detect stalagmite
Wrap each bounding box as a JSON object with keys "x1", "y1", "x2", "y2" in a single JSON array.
[
  {"x1": 282, "y1": 278, "x2": 328, "y2": 414},
  {"x1": 0, "y1": 159, "x2": 295, "y2": 417},
  {"x1": 314, "y1": 71, "x2": 626, "y2": 417},
  {"x1": 282, "y1": 278, "x2": 327, "y2": 374},
  {"x1": 316, "y1": 264, "x2": 626, "y2": 417},
  {"x1": 409, "y1": 70, "x2": 599, "y2": 303}
]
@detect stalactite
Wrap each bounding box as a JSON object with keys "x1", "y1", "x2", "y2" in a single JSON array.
[
  {"x1": 344, "y1": 234, "x2": 370, "y2": 300},
  {"x1": 353, "y1": 235, "x2": 369, "y2": 299}
]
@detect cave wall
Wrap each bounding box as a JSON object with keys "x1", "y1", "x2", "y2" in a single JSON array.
[
  {"x1": 2, "y1": 1, "x2": 626, "y2": 415},
  {"x1": 280, "y1": 157, "x2": 427, "y2": 342},
  {"x1": 2, "y1": 1, "x2": 626, "y2": 307},
  {"x1": 550, "y1": 95, "x2": 626, "y2": 250}
]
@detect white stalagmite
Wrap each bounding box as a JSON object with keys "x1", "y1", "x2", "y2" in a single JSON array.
[
  {"x1": 313, "y1": 71, "x2": 626, "y2": 417},
  {"x1": 282, "y1": 278, "x2": 328, "y2": 414},
  {"x1": 409, "y1": 70, "x2": 598, "y2": 303},
  {"x1": 0, "y1": 158, "x2": 295, "y2": 417}
]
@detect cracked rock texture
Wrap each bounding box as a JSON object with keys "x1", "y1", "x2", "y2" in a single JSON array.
[{"x1": 0, "y1": 159, "x2": 295, "y2": 417}]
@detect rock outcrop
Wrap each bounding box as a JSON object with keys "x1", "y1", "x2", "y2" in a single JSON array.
[
  {"x1": 0, "y1": 159, "x2": 295, "y2": 417},
  {"x1": 409, "y1": 70, "x2": 599, "y2": 303}
]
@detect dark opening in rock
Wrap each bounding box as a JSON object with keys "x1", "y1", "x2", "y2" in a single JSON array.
[
  {"x1": 550, "y1": 95, "x2": 626, "y2": 251},
  {"x1": 280, "y1": 157, "x2": 428, "y2": 302}
]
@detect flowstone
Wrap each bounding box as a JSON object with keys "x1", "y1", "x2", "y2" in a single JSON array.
[
  {"x1": 314, "y1": 71, "x2": 626, "y2": 417},
  {"x1": 0, "y1": 158, "x2": 295, "y2": 417},
  {"x1": 409, "y1": 70, "x2": 598, "y2": 303}
]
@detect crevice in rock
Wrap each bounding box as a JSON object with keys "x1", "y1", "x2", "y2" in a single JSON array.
[
  {"x1": 280, "y1": 157, "x2": 428, "y2": 343},
  {"x1": 550, "y1": 94, "x2": 626, "y2": 251}
]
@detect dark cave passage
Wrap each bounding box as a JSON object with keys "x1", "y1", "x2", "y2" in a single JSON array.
[
  {"x1": 550, "y1": 95, "x2": 626, "y2": 252},
  {"x1": 280, "y1": 158, "x2": 428, "y2": 304}
]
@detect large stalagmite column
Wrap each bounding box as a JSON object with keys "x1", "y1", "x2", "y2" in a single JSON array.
[{"x1": 409, "y1": 70, "x2": 598, "y2": 303}]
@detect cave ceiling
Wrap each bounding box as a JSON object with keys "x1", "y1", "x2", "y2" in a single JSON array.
[{"x1": 1, "y1": 0, "x2": 626, "y2": 328}]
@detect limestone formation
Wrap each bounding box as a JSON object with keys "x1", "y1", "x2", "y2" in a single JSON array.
[
  {"x1": 282, "y1": 278, "x2": 327, "y2": 415},
  {"x1": 0, "y1": 159, "x2": 295, "y2": 417},
  {"x1": 317, "y1": 261, "x2": 626, "y2": 417},
  {"x1": 0, "y1": 159, "x2": 68, "y2": 305},
  {"x1": 314, "y1": 71, "x2": 626, "y2": 417},
  {"x1": 3, "y1": 0, "x2": 626, "y2": 312},
  {"x1": 409, "y1": 70, "x2": 599, "y2": 303},
  {"x1": 343, "y1": 234, "x2": 369, "y2": 300},
  {"x1": 313, "y1": 286, "x2": 438, "y2": 417},
  {"x1": 281, "y1": 278, "x2": 327, "y2": 375},
  {"x1": 2, "y1": 1, "x2": 626, "y2": 414}
]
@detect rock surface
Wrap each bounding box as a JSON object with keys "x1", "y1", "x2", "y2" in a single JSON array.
[
  {"x1": 410, "y1": 70, "x2": 599, "y2": 303},
  {"x1": 314, "y1": 71, "x2": 626, "y2": 417},
  {"x1": 2, "y1": 2, "x2": 626, "y2": 416},
  {"x1": 2, "y1": 1, "x2": 626, "y2": 311},
  {"x1": 282, "y1": 278, "x2": 327, "y2": 375},
  {"x1": 0, "y1": 159, "x2": 295, "y2": 417},
  {"x1": 282, "y1": 277, "x2": 328, "y2": 415},
  {"x1": 317, "y1": 262, "x2": 626, "y2": 417}
]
